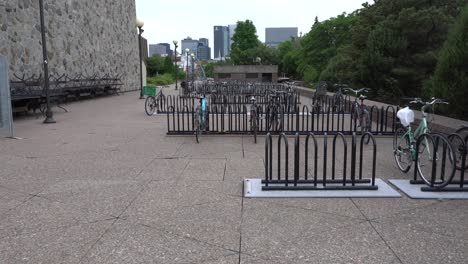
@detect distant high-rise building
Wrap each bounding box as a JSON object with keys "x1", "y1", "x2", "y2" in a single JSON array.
[
  {"x1": 265, "y1": 27, "x2": 298, "y2": 48},
  {"x1": 197, "y1": 44, "x2": 211, "y2": 61},
  {"x1": 181, "y1": 37, "x2": 199, "y2": 57},
  {"x1": 228, "y1": 24, "x2": 237, "y2": 48},
  {"x1": 149, "y1": 44, "x2": 166, "y2": 57},
  {"x1": 149, "y1": 43, "x2": 173, "y2": 57},
  {"x1": 199, "y1": 38, "x2": 209, "y2": 47},
  {"x1": 214, "y1": 26, "x2": 229, "y2": 59}
]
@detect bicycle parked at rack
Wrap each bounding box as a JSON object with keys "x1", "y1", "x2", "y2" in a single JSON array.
[
  {"x1": 312, "y1": 81, "x2": 328, "y2": 113},
  {"x1": 450, "y1": 125, "x2": 468, "y2": 171},
  {"x1": 332, "y1": 84, "x2": 347, "y2": 112},
  {"x1": 266, "y1": 92, "x2": 282, "y2": 132},
  {"x1": 145, "y1": 86, "x2": 167, "y2": 116},
  {"x1": 249, "y1": 96, "x2": 259, "y2": 144},
  {"x1": 345, "y1": 88, "x2": 370, "y2": 134},
  {"x1": 194, "y1": 95, "x2": 208, "y2": 143},
  {"x1": 393, "y1": 97, "x2": 455, "y2": 186}
]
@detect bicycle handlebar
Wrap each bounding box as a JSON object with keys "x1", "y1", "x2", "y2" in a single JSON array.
[
  {"x1": 344, "y1": 87, "x2": 369, "y2": 96},
  {"x1": 404, "y1": 97, "x2": 449, "y2": 115}
]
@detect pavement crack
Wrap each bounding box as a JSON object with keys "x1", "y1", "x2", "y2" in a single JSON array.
[
  {"x1": 241, "y1": 135, "x2": 245, "y2": 158},
  {"x1": 238, "y1": 183, "x2": 245, "y2": 264},
  {"x1": 222, "y1": 158, "x2": 227, "y2": 181},
  {"x1": 350, "y1": 198, "x2": 404, "y2": 264}
]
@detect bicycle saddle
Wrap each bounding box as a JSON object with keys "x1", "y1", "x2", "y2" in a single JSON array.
[{"x1": 359, "y1": 95, "x2": 367, "y2": 100}]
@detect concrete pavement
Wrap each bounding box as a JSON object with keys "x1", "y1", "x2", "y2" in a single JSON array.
[{"x1": 1, "y1": 85, "x2": 467, "y2": 263}]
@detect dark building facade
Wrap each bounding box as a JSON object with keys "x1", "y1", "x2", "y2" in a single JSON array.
[
  {"x1": 197, "y1": 44, "x2": 211, "y2": 61},
  {"x1": 213, "y1": 26, "x2": 229, "y2": 59},
  {"x1": 213, "y1": 65, "x2": 278, "y2": 83}
]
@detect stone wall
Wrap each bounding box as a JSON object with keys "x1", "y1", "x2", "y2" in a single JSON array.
[{"x1": 0, "y1": 0, "x2": 139, "y2": 92}]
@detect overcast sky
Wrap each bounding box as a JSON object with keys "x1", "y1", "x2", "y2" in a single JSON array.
[{"x1": 135, "y1": 0, "x2": 373, "y2": 53}]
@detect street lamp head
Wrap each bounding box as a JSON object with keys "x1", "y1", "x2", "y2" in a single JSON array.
[
  {"x1": 173, "y1": 40, "x2": 178, "y2": 45},
  {"x1": 185, "y1": 48, "x2": 190, "y2": 54},
  {"x1": 191, "y1": 53, "x2": 194, "y2": 58},
  {"x1": 136, "y1": 19, "x2": 144, "y2": 28}
]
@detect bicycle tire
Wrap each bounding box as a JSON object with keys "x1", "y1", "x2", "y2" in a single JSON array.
[
  {"x1": 250, "y1": 108, "x2": 258, "y2": 144},
  {"x1": 454, "y1": 126, "x2": 468, "y2": 170},
  {"x1": 145, "y1": 96, "x2": 157, "y2": 116},
  {"x1": 393, "y1": 128, "x2": 412, "y2": 173},
  {"x1": 351, "y1": 104, "x2": 360, "y2": 130},
  {"x1": 361, "y1": 109, "x2": 371, "y2": 144},
  {"x1": 194, "y1": 107, "x2": 201, "y2": 143},
  {"x1": 417, "y1": 134, "x2": 456, "y2": 188},
  {"x1": 448, "y1": 133, "x2": 468, "y2": 170}
]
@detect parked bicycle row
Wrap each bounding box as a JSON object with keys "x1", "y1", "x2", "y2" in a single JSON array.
[{"x1": 182, "y1": 81, "x2": 299, "y2": 96}]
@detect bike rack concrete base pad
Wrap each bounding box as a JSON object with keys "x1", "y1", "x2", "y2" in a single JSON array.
[
  {"x1": 389, "y1": 180, "x2": 468, "y2": 199},
  {"x1": 244, "y1": 179, "x2": 401, "y2": 198}
]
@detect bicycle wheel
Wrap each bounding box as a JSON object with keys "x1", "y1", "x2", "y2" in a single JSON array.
[
  {"x1": 417, "y1": 134, "x2": 456, "y2": 188},
  {"x1": 194, "y1": 108, "x2": 201, "y2": 143},
  {"x1": 145, "y1": 96, "x2": 157, "y2": 116},
  {"x1": 451, "y1": 127, "x2": 468, "y2": 170},
  {"x1": 360, "y1": 109, "x2": 371, "y2": 144},
  {"x1": 351, "y1": 105, "x2": 360, "y2": 130},
  {"x1": 250, "y1": 109, "x2": 258, "y2": 144},
  {"x1": 393, "y1": 128, "x2": 412, "y2": 172}
]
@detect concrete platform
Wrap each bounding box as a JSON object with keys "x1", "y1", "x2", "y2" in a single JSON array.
[
  {"x1": 244, "y1": 178, "x2": 401, "y2": 198},
  {"x1": 389, "y1": 179, "x2": 468, "y2": 199}
]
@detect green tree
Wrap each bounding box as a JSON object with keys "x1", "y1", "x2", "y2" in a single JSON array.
[
  {"x1": 230, "y1": 20, "x2": 261, "y2": 64},
  {"x1": 430, "y1": 4, "x2": 468, "y2": 119},
  {"x1": 146, "y1": 55, "x2": 165, "y2": 76},
  {"x1": 297, "y1": 13, "x2": 357, "y2": 82}
]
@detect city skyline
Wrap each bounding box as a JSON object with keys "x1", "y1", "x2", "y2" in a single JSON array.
[{"x1": 135, "y1": 0, "x2": 373, "y2": 57}]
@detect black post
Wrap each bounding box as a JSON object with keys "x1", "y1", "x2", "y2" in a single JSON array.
[
  {"x1": 39, "y1": 0, "x2": 55, "y2": 124},
  {"x1": 138, "y1": 26, "x2": 144, "y2": 99},
  {"x1": 174, "y1": 42, "x2": 178, "y2": 90}
]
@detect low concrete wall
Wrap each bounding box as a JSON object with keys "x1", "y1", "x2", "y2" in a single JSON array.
[{"x1": 293, "y1": 85, "x2": 468, "y2": 134}]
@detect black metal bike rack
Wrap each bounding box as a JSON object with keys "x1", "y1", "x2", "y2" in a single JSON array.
[
  {"x1": 166, "y1": 104, "x2": 397, "y2": 136},
  {"x1": 262, "y1": 132, "x2": 378, "y2": 191}
]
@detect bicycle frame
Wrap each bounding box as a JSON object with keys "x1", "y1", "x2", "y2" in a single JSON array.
[
  {"x1": 200, "y1": 97, "x2": 207, "y2": 128},
  {"x1": 400, "y1": 114, "x2": 430, "y2": 161}
]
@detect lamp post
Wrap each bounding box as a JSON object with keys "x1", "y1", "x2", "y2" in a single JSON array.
[
  {"x1": 173, "y1": 40, "x2": 178, "y2": 90},
  {"x1": 39, "y1": 0, "x2": 55, "y2": 124},
  {"x1": 190, "y1": 53, "x2": 195, "y2": 86},
  {"x1": 185, "y1": 48, "x2": 190, "y2": 85},
  {"x1": 136, "y1": 19, "x2": 144, "y2": 99}
]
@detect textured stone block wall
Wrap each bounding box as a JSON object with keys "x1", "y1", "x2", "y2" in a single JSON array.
[{"x1": 0, "y1": 0, "x2": 139, "y2": 92}]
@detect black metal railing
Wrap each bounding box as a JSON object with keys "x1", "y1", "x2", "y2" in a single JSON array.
[{"x1": 166, "y1": 104, "x2": 398, "y2": 136}]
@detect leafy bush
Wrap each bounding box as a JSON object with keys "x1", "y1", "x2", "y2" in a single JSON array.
[{"x1": 147, "y1": 73, "x2": 174, "y2": 86}]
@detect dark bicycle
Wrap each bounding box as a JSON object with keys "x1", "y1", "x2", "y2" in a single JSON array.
[
  {"x1": 345, "y1": 87, "x2": 370, "y2": 135},
  {"x1": 332, "y1": 84, "x2": 347, "y2": 112},
  {"x1": 266, "y1": 92, "x2": 282, "y2": 132},
  {"x1": 194, "y1": 95, "x2": 208, "y2": 143},
  {"x1": 249, "y1": 95, "x2": 259, "y2": 143}
]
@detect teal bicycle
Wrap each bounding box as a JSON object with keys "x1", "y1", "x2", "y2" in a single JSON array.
[
  {"x1": 393, "y1": 97, "x2": 451, "y2": 184},
  {"x1": 194, "y1": 95, "x2": 208, "y2": 143}
]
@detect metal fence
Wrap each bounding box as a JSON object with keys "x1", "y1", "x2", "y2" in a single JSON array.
[
  {"x1": 262, "y1": 132, "x2": 377, "y2": 190},
  {"x1": 166, "y1": 104, "x2": 398, "y2": 136}
]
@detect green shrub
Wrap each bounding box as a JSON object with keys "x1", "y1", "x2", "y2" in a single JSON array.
[{"x1": 147, "y1": 73, "x2": 174, "y2": 86}]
